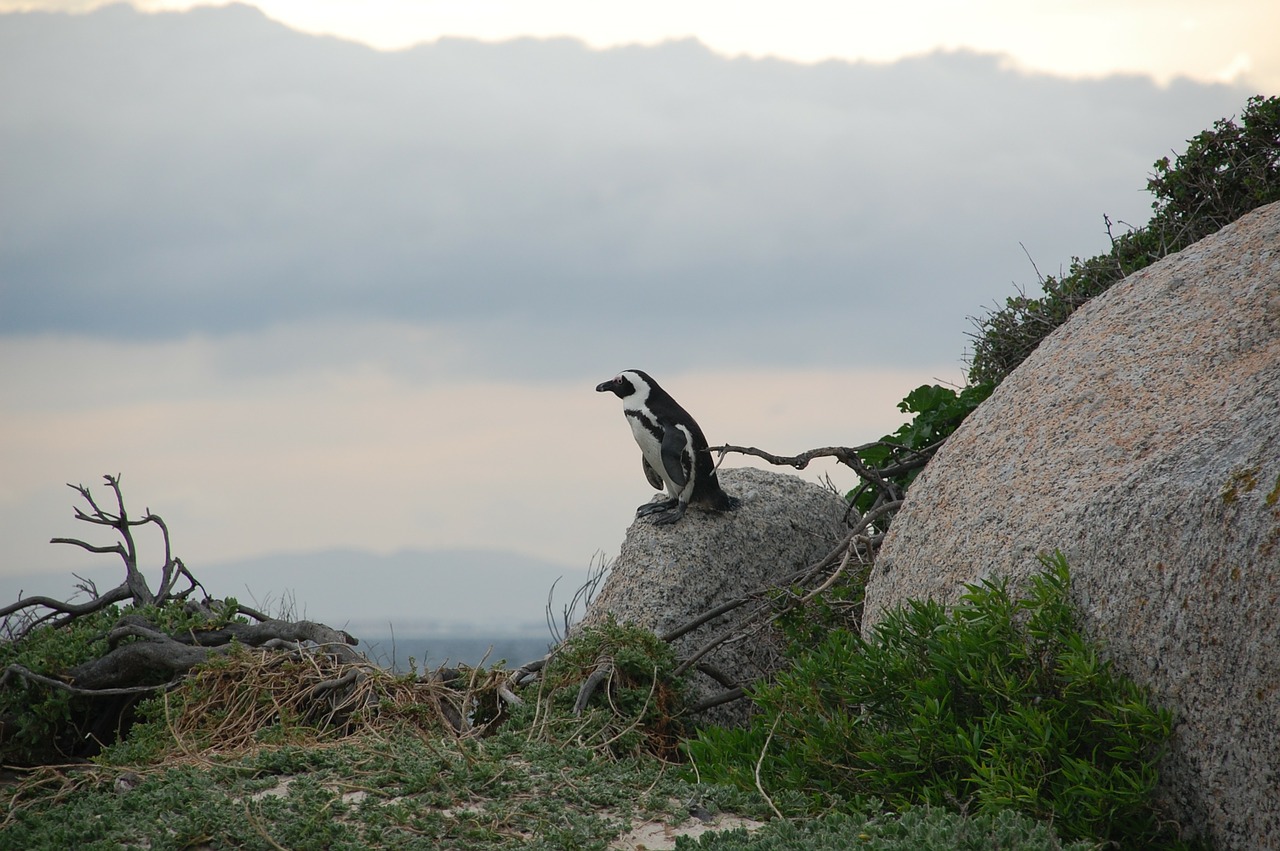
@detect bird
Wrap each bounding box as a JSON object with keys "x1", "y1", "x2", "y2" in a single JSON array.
[{"x1": 596, "y1": 369, "x2": 739, "y2": 525}]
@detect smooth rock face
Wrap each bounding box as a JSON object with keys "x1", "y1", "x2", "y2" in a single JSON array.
[
  {"x1": 583, "y1": 466, "x2": 849, "y2": 725},
  {"x1": 865, "y1": 201, "x2": 1280, "y2": 849}
]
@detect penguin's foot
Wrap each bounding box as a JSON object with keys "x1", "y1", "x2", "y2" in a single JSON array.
[
  {"x1": 647, "y1": 502, "x2": 688, "y2": 525},
  {"x1": 636, "y1": 497, "x2": 679, "y2": 517}
]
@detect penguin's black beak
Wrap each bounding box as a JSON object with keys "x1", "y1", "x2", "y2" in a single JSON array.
[{"x1": 597, "y1": 374, "x2": 635, "y2": 397}]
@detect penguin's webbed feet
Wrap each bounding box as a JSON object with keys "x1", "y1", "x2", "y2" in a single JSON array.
[
  {"x1": 647, "y1": 502, "x2": 688, "y2": 525},
  {"x1": 636, "y1": 497, "x2": 679, "y2": 517}
]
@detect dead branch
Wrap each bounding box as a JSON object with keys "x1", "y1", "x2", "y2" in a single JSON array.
[
  {"x1": 687, "y1": 687, "x2": 746, "y2": 715},
  {"x1": 694, "y1": 662, "x2": 739, "y2": 691},
  {"x1": 0, "y1": 663, "x2": 186, "y2": 698},
  {"x1": 166, "y1": 619, "x2": 362, "y2": 662},
  {"x1": 546, "y1": 552, "x2": 609, "y2": 645},
  {"x1": 1, "y1": 475, "x2": 379, "y2": 766},
  {"x1": 573, "y1": 655, "x2": 613, "y2": 716},
  {"x1": 712, "y1": 441, "x2": 937, "y2": 481},
  {"x1": 509, "y1": 654, "x2": 549, "y2": 689},
  {"x1": 36, "y1": 617, "x2": 363, "y2": 694},
  {"x1": 306, "y1": 668, "x2": 361, "y2": 700},
  {"x1": 0, "y1": 585, "x2": 133, "y2": 624},
  {"x1": 65, "y1": 638, "x2": 228, "y2": 691},
  {"x1": 4, "y1": 476, "x2": 204, "y2": 636}
]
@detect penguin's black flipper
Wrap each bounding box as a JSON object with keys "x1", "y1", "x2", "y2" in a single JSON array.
[
  {"x1": 660, "y1": 424, "x2": 690, "y2": 488},
  {"x1": 642, "y1": 457, "x2": 664, "y2": 491}
]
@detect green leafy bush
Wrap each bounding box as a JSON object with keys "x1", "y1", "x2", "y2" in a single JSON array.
[
  {"x1": 0, "y1": 606, "x2": 122, "y2": 763},
  {"x1": 685, "y1": 554, "x2": 1175, "y2": 847},
  {"x1": 522, "y1": 616, "x2": 688, "y2": 758},
  {"x1": 850, "y1": 382, "x2": 994, "y2": 517},
  {"x1": 969, "y1": 94, "x2": 1280, "y2": 386},
  {"x1": 0, "y1": 597, "x2": 253, "y2": 764},
  {"x1": 680, "y1": 806, "x2": 1092, "y2": 851}
]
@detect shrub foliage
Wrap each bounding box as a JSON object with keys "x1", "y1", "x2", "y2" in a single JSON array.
[
  {"x1": 969, "y1": 94, "x2": 1280, "y2": 386},
  {"x1": 686, "y1": 554, "x2": 1175, "y2": 847},
  {"x1": 684, "y1": 807, "x2": 1093, "y2": 851},
  {"x1": 0, "y1": 607, "x2": 120, "y2": 763},
  {"x1": 849, "y1": 382, "x2": 993, "y2": 518}
]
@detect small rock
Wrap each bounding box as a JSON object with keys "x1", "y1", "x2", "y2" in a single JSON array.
[{"x1": 583, "y1": 467, "x2": 849, "y2": 725}]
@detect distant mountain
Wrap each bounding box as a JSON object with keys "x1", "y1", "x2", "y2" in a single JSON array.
[{"x1": 0, "y1": 547, "x2": 595, "y2": 639}]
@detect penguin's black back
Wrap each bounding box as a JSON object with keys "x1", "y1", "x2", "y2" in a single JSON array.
[{"x1": 631, "y1": 371, "x2": 734, "y2": 511}]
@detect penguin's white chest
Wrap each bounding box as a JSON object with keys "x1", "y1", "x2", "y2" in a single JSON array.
[
  {"x1": 624, "y1": 409, "x2": 691, "y2": 498},
  {"x1": 626, "y1": 414, "x2": 666, "y2": 479}
]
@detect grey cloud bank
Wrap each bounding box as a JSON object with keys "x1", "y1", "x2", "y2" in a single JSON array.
[{"x1": 0, "y1": 3, "x2": 1254, "y2": 374}]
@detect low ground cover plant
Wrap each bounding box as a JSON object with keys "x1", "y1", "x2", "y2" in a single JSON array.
[{"x1": 686, "y1": 554, "x2": 1177, "y2": 848}]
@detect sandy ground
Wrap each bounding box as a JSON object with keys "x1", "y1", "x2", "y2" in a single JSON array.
[{"x1": 610, "y1": 814, "x2": 767, "y2": 850}]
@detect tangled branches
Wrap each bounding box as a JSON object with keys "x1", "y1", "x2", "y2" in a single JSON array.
[
  {"x1": 712, "y1": 439, "x2": 932, "y2": 542},
  {"x1": 2, "y1": 475, "x2": 205, "y2": 636},
  {"x1": 0, "y1": 476, "x2": 368, "y2": 762}
]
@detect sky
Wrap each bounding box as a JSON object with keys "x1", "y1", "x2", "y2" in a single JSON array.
[
  {"x1": 4, "y1": 0, "x2": 1278, "y2": 90},
  {"x1": 0, "y1": 1, "x2": 1272, "y2": 631}
]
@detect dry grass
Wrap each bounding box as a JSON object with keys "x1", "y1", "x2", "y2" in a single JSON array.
[{"x1": 132, "y1": 644, "x2": 515, "y2": 764}]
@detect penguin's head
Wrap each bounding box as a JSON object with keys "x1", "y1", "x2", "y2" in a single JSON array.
[{"x1": 596, "y1": 369, "x2": 651, "y2": 399}]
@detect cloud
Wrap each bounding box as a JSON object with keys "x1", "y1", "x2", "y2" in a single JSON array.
[{"x1": 0, "y1": 5, "x2": 1254, "y2": 372}]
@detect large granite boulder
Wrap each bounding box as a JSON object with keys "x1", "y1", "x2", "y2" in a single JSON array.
[
  {"x1": 583, "y1": 466, "x2": 849, "y2": 724},
  {"x1": 864, "y1": 201, "x2": 1280, "y2": 849}
]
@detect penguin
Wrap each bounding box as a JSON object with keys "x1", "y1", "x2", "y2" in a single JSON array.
[{"x1": 595, "y1": 369, "x2": 739, "y2": 525}]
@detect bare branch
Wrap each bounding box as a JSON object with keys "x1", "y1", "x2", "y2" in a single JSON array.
[
  {"x1": 49, "y1": 537, "x2": 126, "y2": 558},
  {"x1": 0, "y1": 663, "x2": 186, "y2": 697},
  {"x1": 230, "y1": 601, "x2": 272, "y2": 622},
  {"x1": 714, "y1": 441, "x2": 937, "y2": 481},
  {"x1": 71, "y1": 573, "x2": 100, "y2": 599},
  {"x1": 65, "y1": 639, "x2": 225, "y2": 690},
  {"x1": 711, "y1": 443, "x2": 867, "y2": 470},
  {"x1": 687, "y1": 687, "x2": 746, "y2": 714},
  {"x1": 755, "y1": 717, "x2": 784, "y2": 820},
  {"x1": 53, "y1": 476, "x2": 159, "y2": 607},
  {"x1": 0, "y1": 584, "x2": 133, "y2": 622},
  {"x1": 165, "y1": 619, "x2": 364, "y2": 664},
  {"x1": 306, "y1": 668, "x2": 361, "y2": 700},
  {"x1": 573, "y1": 656, "x2": 613, "y2": 716},
  {"x1": 694, "y1": 662, "x2": 739, "y2": 691}
]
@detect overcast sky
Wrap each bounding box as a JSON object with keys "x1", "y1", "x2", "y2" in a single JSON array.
[
  {"x1": 5, "y1": 0, "x2": 1277, "y2": 90},
  {"x1": 0, "y1": 1, "x2": 1268, "y2": 627}
]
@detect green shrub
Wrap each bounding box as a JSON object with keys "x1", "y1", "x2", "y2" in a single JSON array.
[
  {"x1": 685, "y1": 554, "x2": 1176, "y2": 847},
  {"x1": 850, "y1": 383, "x2": 994, "y2": 518},
  {"x1": 0, "y1": 597, "x2": 253, "y2": 764},
  {"x1": 0, "y1": 606, "x2": 122, "y2": 763},
  {"x1": 521, "y1": 616, "x2": 688, "y2": 758},
  {"x1": 969, "y1": 94, "x2": 1280, "y2": 386},
  {"x1": 679, "y1": 806, "x2": 1092, "y2": 851}
]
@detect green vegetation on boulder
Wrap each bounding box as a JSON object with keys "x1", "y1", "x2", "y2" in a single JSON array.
[
  {"x1": 969, "y1": 94, "x2": 1280, "y2": 386},
  {"x1": 685, "y1": 555, "x2": 1177, "y2": 848}
]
